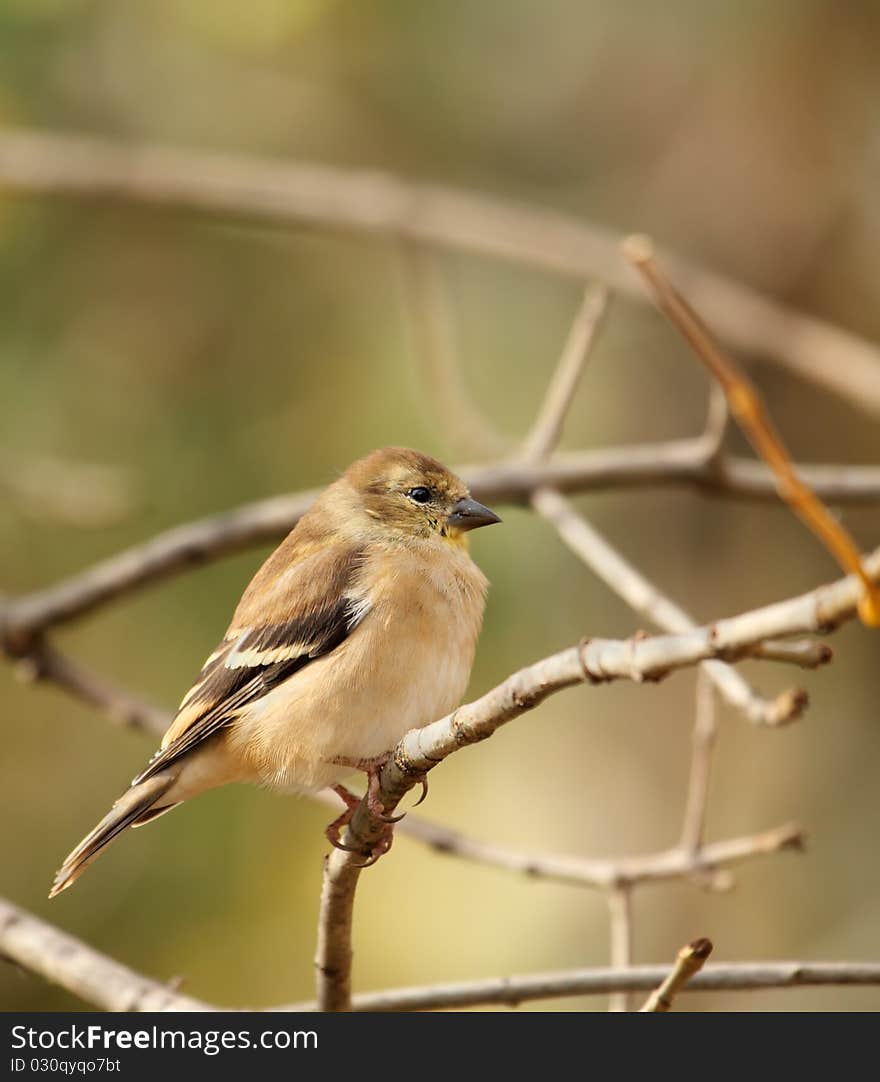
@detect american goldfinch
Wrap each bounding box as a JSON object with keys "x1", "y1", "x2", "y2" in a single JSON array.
[{"x1": 50, "y1": 447, "x2": 500, "y2": 896}]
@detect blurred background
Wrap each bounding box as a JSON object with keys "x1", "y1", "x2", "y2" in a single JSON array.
[{"x1": 1, "y1": 0, "x2": 879, "y2": 1012}]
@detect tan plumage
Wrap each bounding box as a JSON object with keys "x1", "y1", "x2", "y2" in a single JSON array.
[{"x1": 50, "y1": 447, "x2": 500, "y2": 897}]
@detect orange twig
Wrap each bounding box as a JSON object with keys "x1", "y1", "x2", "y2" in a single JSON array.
[
  {"x1": 624, "y1": 235, "x2": 880, "y2": 628},
  {"x1": 639, "y1": 937, "x2": 714, "y2": 1012}
]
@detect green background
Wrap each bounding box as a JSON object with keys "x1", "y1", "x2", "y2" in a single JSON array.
[{"x1": 1, "y1": 0, "x2": 879, "y2": 1011}]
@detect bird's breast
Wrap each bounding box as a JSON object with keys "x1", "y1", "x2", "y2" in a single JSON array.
[{"x1": 233, "y1": 545, "x2": 488, "y2": 791}]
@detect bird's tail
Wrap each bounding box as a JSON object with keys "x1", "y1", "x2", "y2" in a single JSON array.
[{"x1": 49, "y1": 773, "x2": 178, "y2": 898}]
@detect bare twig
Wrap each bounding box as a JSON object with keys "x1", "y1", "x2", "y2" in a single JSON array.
[
  {"x1": 0, "y1": 489, "x2": 318, "y2": 650},
  {"x1": 608, "y1": 888, "x2": 634, "y2": 1012},
  {"x1": 314, "y1": 550, "x2": 877, "y2": 1009},
  {"x1": 701, "y1": 382, "x2": 730, "y2": 455},
  {"x1": 531, "y1": 486, "x2": 807, "y2": 726},
  {"x1": 13, "y1": 642, "x2": 169, "y2": 737},
  {"x1": 283, "y1": 959, "x2": 880, "y2": 1011},
  {"x1": 0, "y1": 132, "x2": 875, "y2": 1020},
  {"x1": 24, "y1": 628, "x2": 810, "y2": 880},
  {"x1": 0, "y1": 897, "x2": 208, "y2": 1012},
  {"x1": 314, "y1": 790, "x2": 802, "y2": 890},
  {"x1": 679, "y1": 672, "x2": 718, "y2": 855},
  {"x1": 750, "y1": 640, "x2": 832, "y2": 669},
  {"x1": 5, "y1": 447, "x2": 878, "y2": 647},
  {"x1": 315, "y1": 857, "x2": 358, "y2": 1012},
  {"x1": 6, "y1": 892, "x2": 877, "y2": 1014},
  {"x1": 1, "y1": 128, "x2": 879, "y2": 416},
  {"x1": 703, "y1": 457, "x2": 880, "y2": 503},
  {"x1": 639, "y1": 938, "x2": 714, "y2": 1012},
  {"x1": 625, "y1": 235, "x2": 880, "y2": 627},
  {"x1": 523, "y1": 284, "x2": 610, "y2": 461}
]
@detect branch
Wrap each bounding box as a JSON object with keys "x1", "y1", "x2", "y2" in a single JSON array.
[
  {"x1": 316, "y1": 788, "x2": 804, "y2": 889},
  {"x1": 639, "y1": 938, "x2": 714, "y2": 1012},
  {"x1": 607, "y1": 888, "x2": 634, "y2": 1012},
  {"x1": 314, "y1": 551, "x2": 877, "y2": 1009},
  {"x1": 315, "y1": 859, "x2": 358, "y2": 1012},
  {"x1": 525, "y1": 328, "x2": 808, "y2": 729},
  {"x1": 679, "y1": 671, "x2": 718, "y2": 854},
  {"x1": 6, "y1": 892, "x2": 877, "y2": 1014},
  {"x1": 12, "y1": 642, "x2": 169, "y2": 737},
  {"x1": 0, "y1": 489, "x2": 318, "y2": 649},
  {"x1": 0, "y1": 897, "x2": 208, "y2": 1012},
  {"x1": 40, "y1": 635, "x2": 793, "y2": 888},
  {"x1": 531, "y1": 487, "x2": 808, "y2": 726},
  {"x1": 434, "y1": 820, "x2": 804, "y2": 888},
  {"x1": 3, "y1": 128, "x2": 877, "y2": 1017},
  {"x1": 522, "y1": 284, "x2": 609, "y2": 461},
  {"x1": 747, "y1": 639, "x2": 832, "y2": 669},
  {"x1": 626, "y1": 235, "x2": 880, "y2": 626},
  {"x1": 1, "y1": 128, "x2": 879, "y2": 417},
  {"x1": 283, "y1": 959, "x2": 880, "y2": 1011},
  {"x1": 5, "y1": 447, "x2": 879, "y2": 646},
  {"x1": 709, "y1": 458, "x2": 880, "y2": 503}
]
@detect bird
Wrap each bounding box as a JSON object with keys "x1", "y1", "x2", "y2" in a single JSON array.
[{"x1": 49, "y1": 447, "x2": 500, "y2": 897}]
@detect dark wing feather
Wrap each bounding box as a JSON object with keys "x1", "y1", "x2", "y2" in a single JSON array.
[{"x1": 133, "y1": 543, "x2": 366, "y2": 785}]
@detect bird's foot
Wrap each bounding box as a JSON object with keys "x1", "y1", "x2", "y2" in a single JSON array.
[
  {"x1": 324, "y1": 785, "x2": 363, "y2": 853},
  {"x1": 355, "y1": 828, "x2": 394, "y2": 868},
  {"x1": 365, "y1": 770, "x2": 405, "y2": 824},
  {"x1": 324, "y1": 781, "x2": 396, "y2": 864},
  {"x1": 328, "y1": 752, "x2": 404, "y2": 824}
]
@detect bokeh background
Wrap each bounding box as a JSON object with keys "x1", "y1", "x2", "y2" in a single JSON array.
[{"x1": 2, "y1": 0, "x2": 879, "y2": 1012}]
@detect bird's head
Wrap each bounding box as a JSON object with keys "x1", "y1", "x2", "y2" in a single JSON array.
[{"x1": 341, "y1": 447, "x2": 501, "y2": 545}]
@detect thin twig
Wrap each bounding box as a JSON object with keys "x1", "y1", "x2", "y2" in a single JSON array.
[
  {"x1": 625, "y1": 234, "x2": 880, "y2": 627},
  {"x1": 313, "y1": 790, "x2": 804, "y2": 890},
  {"x1": 608, "y1": 888, "x2": 634, "y2": 1012},
  {"x1": 0, "y1": 897, "x2": 208, "y2": 1012},
  {"x1": 282, "y1": 959, "x2": 880, "y2": 1012},
  {"x1": 1, "y1": 128, "x2": 879, "y2": 416},
  {"x1": 21, "y1": 634, "x2": 810, "y2": 866},
  {"x1": 702, "y1": 382, "x2": 730, "y2": 455},
  {"x1": 679, "y1": 672, "x2": 719, "y2": 855},
  {"x1": 531, "y1": 486, "x2": 807, "y2": 726},
  {"x1": 5, "y1": 446, "x2": 878, "y2": 646},
  {"x1": 639, "y1": 938, "x2": 714, "y2": 1012},
  {"x1": 313, "y1": 549, "x2": 877, "y2": 1010},
  {"x1": 6, "y1": 893, "x2": 878, "y2": 1013},
  {"x1": 13, "y1": 642, "x2": 169, "y2": 737},
  {"x1": 751, "y1": 640, "x2": 832, "y2": 669},
  {"x1": 0, "y1": 489, "x2": 318, "y2": 650},
  {"x1": 314, "y1": 857, "x2": 358, "y2": 1012},
  {"x1": 523, "y1": 284, "x2": 610, "y2": 461},
  {"x1": 406, "y1": 817, "x2": 805, "y2": 889}
]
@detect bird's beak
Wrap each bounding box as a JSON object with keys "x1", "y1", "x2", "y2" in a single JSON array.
[{"x1": 447, "y1": 497, "x2": 502, "y2": 532}]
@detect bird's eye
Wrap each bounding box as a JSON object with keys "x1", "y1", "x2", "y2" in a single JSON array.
[{"x1": 407, "y1": 486, "x2": 432, "y2": 504}]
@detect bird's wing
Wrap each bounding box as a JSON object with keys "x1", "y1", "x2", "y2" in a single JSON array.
[{"x1": 132, "y1": 541, "x2": 367, "y2": 784}]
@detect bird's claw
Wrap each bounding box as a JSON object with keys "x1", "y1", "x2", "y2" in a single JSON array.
[
  {"x1": 325, "y1": 817, "x2": 395, "y2": 863},
  {"x1": 354, "y1": 828, "x2": 395, "y2": 868},
  {"x1": 325, "y1": 782, "x2": 397, "y2": 861},
  {"x1": 323, "y1": 756, "x2": 427, "y2": 864},
  {"x1": 325, "y1": 825, "x2": 363, "y2": 854},
  {"x1": 366, "y1": 770, "x2": 405, "y2": 823},
  {"x1": 325, "y1": 787, "x2": 364, "y2": 853}
]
